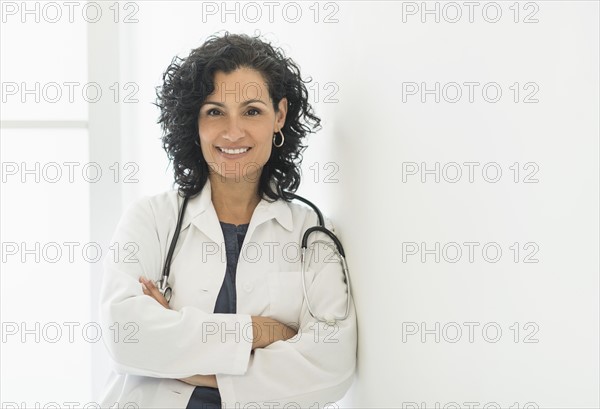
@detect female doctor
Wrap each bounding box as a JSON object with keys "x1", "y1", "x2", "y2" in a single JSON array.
[{"x1": 98, "y1": 32, "x2": 357, "y2": 408}]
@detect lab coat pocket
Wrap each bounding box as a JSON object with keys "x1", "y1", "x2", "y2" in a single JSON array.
[{"x1": 267, "y1": 270, "x2": 304, "y2": 328}]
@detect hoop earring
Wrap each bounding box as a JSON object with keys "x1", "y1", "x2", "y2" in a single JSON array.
[{"x1": 273, "y1": 130, "x2": 285, "y2": 148}]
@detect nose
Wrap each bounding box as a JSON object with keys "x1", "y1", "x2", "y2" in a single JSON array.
[{"x1": 222, "y1": 117, "x2": 245, "y2": 142}]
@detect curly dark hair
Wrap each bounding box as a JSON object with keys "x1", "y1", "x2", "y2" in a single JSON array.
[{"x1": 154, "y1": 31, "x2": 322, "y2": 201}]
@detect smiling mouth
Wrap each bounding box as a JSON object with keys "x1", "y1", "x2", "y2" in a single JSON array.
[{"x1": 217, "y1": 147, "x2": 251, "y2": 155}]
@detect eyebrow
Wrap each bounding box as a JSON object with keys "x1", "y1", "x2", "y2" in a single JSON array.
[{"x1": 201, "y1": 99, "x2": 268, "y2": 108}]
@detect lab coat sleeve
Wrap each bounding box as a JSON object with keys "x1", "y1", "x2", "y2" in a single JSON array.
[
  {"x1": 216, "y1": 216, "x2": 358, "y2": 406},
  {"x1": 99, "y1": 196, "x2": 252, "y2": 378}
]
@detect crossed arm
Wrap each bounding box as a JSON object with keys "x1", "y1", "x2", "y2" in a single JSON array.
[{"x1": 138, "y1": 276, "x2": 297, "y2": 388}]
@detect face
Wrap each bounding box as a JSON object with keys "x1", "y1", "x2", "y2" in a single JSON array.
[{"x1": 198, "y1": 67, "x2": 287, "y2": 184}]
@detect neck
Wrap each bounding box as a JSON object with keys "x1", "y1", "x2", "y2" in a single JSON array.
[{"x1": 209, "y1": 174, "x2": 261, "y2": 225}]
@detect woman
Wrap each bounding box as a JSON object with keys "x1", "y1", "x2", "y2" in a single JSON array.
[{"x1": 98, "y1": 32, "x2": 357, "y2": 408}]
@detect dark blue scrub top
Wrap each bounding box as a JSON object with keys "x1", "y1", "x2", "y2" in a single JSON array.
[{"x1": 186, "y1": 221, "x2": 249, "y2": 409}]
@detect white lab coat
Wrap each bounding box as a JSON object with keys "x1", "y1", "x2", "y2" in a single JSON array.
[{"x1": 97, "y1": 178, "x2": 357, "y2": 408}]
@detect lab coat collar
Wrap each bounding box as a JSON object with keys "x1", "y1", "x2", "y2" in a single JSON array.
[{"x1": 183, "y1": 178, "x2": 294, "y2": 244}]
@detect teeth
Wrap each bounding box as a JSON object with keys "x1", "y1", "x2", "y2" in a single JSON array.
[{"x1": 219, "y1": 147, "x2": 249, "y2": 155}]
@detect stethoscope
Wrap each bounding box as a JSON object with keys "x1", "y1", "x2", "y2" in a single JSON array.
[{"x1": 156, "y1": 191, "x2": 352, "y2": 324}]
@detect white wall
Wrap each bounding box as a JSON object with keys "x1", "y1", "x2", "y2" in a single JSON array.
[
  {"x1": 331, "y1": 3, "x2": 599, "y2": 408},
  {"x1": 1, "y1": 1, "x2": 93, "y2": 404},
  {"x1": 1, "y1": 1, "x2": 598, "y2": 408}
]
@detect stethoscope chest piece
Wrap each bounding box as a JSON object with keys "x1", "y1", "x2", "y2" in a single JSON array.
[
  {"x1": 156, "y1": 277, "x2": 173, "y2": 303},
  {"x1": 162, "y1": 286, "x2": 172, "y2": 303}
]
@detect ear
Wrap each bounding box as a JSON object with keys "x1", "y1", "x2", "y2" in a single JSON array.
[{"x1": 275, "y1": 97, "x2": 288, "y2": 130}]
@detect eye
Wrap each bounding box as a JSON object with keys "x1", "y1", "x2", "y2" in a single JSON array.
[
  {"x1": 206, "y1": 108, "x2": 222, "y2": 116},
  {"x1": 246, "y1": 108, "x2": 261, "y2": 116}
]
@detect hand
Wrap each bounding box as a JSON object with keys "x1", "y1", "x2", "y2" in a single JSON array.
[
  {"x1": 251, "y1": 316, "x2": 298, "y2": 350},
  {"x1": 139, "y1": 276, "x2": 170, "y2": 309},
  {"x1": 178, "y1": 374, "x2": 218, "y2": 388}
]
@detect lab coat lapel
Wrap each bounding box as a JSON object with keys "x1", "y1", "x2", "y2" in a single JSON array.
[
  {"x1": 245, "y1": 196, "x2": 294, "y2": 242},
  {"x1": 186, "y1": 179, "x2": 225, "y2": 245}
]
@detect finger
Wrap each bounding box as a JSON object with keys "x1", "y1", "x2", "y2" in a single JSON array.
[
  {"x1": 140, "y1": 277, "x2": 158, "y2": 294},
  {"x1": 145, "y1": 280, "x2": 163, "y2": 297},
  {"x1": 139, "y1": 277, "x2": 169, "y2": 308},
  {"x1": 144, "y1": 278, "x2": 162, "y2": 295},
  {"x1": 140, "y1": 279, "x2": 156, "y2": 297}
]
